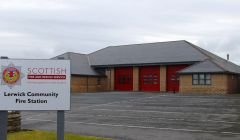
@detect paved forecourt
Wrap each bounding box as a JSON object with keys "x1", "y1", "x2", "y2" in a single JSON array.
[{"x1": 22, "y1": 92, "x2": 240, "y2": 140}]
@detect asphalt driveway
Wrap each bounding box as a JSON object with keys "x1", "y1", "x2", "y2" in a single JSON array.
[{"x1": 22, "y1": 92, "x2": 240, "y2": 140}]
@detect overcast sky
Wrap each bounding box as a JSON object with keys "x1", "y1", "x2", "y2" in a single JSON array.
[{"x1": 0, "y1": 0, "x2": 240, "y2": 64}]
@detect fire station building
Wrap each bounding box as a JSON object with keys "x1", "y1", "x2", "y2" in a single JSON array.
[{"x1": 53, "y1": 40, "x2": 240, "y2": 94}]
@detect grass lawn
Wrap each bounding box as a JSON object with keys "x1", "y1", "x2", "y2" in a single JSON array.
[{"x1": 7, "y1": 130, "x2": 111, "y2": 140}]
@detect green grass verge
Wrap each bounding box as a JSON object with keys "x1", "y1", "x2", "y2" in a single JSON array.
[{"x1": 7, "y1": 130, "x2": 111, "y2": 140}]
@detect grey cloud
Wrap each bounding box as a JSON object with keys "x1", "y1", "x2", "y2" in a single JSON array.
[{"x1": 0, "y1": 0, "x2": 240, "y2": 65}]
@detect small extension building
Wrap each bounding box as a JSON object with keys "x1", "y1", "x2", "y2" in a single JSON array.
[
  {"x1": 52, "y1": 52, "x2": 107, "y2": 93},
  {"x1": 54, "y1": 40, "x2": 240, "y2": 94}
]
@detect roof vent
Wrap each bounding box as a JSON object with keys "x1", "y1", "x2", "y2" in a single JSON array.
[{"x1": 227, "y1": 54, "x2": 230, "y2": 61}]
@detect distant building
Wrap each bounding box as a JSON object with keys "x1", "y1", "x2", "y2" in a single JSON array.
[{"x1": 53, "y1": 40, "x2": 240, "y2": 94}]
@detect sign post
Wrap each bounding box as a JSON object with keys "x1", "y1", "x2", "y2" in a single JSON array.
[
  {"x1": 0, "y1": 57, "x2": 8, "y2": 140},
  {"x1": 0, "y1": 111, "x2": 8, "y2": 140},
  {"x1": 57, "y1": 110, "x2": 65, "y2": 140},
  {"x1": 0, "y1": 59, "x2": 70, "y2": 140}
]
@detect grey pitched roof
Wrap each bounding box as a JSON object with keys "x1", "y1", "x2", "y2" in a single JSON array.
[
  {"x1": 52, "y1": 52, "x2": 100, "y2": 76},
  {"x1": 89, "y1": 40, "x2": 208, "y2": 66},
  {"x1": 179, "y1": 42, "x2": 240, "y2": 74},
  {"x1": 179, "y1": 60, "x2": 225, "y2": 73},
  {"x1": 89, "y1": 40, "x2": 240, "y2": 74},
  {"x1": 53, "y1": 40, "x2": 240, "y2": 75}
]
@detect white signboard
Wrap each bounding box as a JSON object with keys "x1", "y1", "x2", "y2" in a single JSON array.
[{"x1": 0, "y1": 59, "x2": 70, "y2": 110}]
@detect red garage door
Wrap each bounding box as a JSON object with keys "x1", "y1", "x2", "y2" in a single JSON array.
[
  {"x1": 167, "y1": 65, "x2": 189, "y2": 92},
  {"x1": 140, "y1": 66, "x2": 160, "y2": 91},
  {"x1": 115, "y1": 67, "x2": 133, "y2": 91}
]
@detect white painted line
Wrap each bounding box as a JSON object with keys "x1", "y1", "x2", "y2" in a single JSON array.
[
  {"x1": 133, "y1": 95, "x2": 240, "y2": 100},
  {"x1": 67, "y1": 113, "x2": 240, "y2": 125},
  {"x1": 72, "y1": 96, "x2": 137, "y2": 99},
  {"x1": 91, "y1": 103, "x2": 237, "y2": 109},
  {"x1": 23, "y1": 118, "x2": 240, "y2": 135},
  {"x1": 93, "y1": 108, "x2": 239, "y2": 116},
  {"x1": 120, "y1": 102, "x2": 240, "y2": 107},
  {"x1": 156, "y1": 95, "x2": 240, "y2": 99},
  {"x1": 77, "y1": 100, "x2": 130, "y2": 109},
  {"x1": 77, "y1": 95, "x2": 161, "y2": 109}
]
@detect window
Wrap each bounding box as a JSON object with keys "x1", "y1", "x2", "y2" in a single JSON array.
[
  {"x1": 143, "y1": 74, "x2": 159, "y2": 85},
  {"x1": 192, "y1": 74, "x2": 211, "y2": 85}
]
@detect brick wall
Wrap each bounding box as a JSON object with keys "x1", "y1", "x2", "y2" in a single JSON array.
[
  {"x1": 71, "y1": 75, "x2": 107, "y2": 93},
  {"x1": 105, "y1": 68, "x2": 115, "y2": 91},
  {"x1": 71, "y1": 76, "x2": 88, "y2": 92},
  {"x1": 179, "y1": 74, "x2": 239, "y2": 94},
  {"x1": 160, "y1": 66, "x2": 166, "y2": 92},
  {"x1": 133, "y1": 67, "x2": 139, "y2": 91}
]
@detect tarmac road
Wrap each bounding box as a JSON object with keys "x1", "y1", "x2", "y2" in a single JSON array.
[{"x1": 22, "y1": 92, "x2": 240, "y2": 140}]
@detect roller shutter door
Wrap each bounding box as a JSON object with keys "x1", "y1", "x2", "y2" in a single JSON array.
[
  {"x1": 140, "y1": 66, "x2": 160, "y2": 91},
  {"x1": 115, "y1": 67, "x2": 133, "y2": 91},
  {"x1": 167, "y1": 65, "x2": 188, "y2": 92}
]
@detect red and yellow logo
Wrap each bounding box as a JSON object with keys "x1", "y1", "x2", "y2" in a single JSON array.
[{"x1": 2, "y1": 67, "x2": 20, "y2": 84}]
